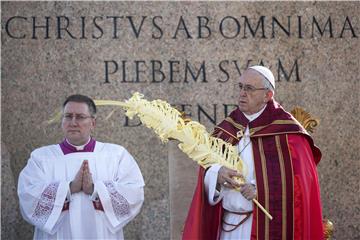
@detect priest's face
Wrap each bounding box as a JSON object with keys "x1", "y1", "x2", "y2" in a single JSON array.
[
  {"x1": 238, "y1": 69, "x2": 273, "y2": 115},
  {"x1": 61, "y1": 101, "x2": 96, "y2": 146}
]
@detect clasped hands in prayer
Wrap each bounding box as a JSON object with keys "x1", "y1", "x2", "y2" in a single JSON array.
[
  {"x1": 217, "y1": 166, "x2": 257, "y2": 201},
  {"x1": 70, "y1": 160, "x2": 94, "y2": 195}
]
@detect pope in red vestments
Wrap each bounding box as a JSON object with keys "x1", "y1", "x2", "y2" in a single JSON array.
[{"x1": 183, "y1": 66, "x2": 324, "y2": 240}]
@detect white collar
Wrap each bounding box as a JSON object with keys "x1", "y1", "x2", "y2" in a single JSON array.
[
  {"x1": 243, "y1": 105, "x2": 267, "y2": 122},
  {"x1": 66, "y1": 138, "x2": 91, "y2": 151}
]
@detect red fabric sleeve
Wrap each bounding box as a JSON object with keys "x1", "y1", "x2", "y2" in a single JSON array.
[{"x1": 288, "y1": 134, "x2": 324, "y2": 240}]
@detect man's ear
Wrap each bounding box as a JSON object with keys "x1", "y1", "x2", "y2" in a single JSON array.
[
  {"x1": 265, "y1": 90, "x2": 273, "y2": 102},
  {"x1": 91, "y1": 118, "x2": 96, "y2": 129}
]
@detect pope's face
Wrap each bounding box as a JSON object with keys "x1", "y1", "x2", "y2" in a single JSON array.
[
  {"x1": 61, "y1": 102, "x2": 96, "y2": 146},
  {"x1": 238, "y1": 69, "x2": 272, "y2": 115}
]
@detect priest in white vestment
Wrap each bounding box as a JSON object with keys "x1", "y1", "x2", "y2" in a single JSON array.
[{"x1": 18, "y1": 94, "x2": 145, "y2": 239}]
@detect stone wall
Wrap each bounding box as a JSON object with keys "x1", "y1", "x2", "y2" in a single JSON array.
[{"x1": 1, "y1": 2, "x2": 359, "y2": 239}]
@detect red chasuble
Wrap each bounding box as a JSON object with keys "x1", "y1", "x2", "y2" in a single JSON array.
[{"x1": 183, "y1": 100, "x2": 324, "y2": 240}]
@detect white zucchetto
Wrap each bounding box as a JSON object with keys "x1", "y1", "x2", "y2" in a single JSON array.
[{"x1": 249, "y1": 65, "x2": 275, "y2": 89}]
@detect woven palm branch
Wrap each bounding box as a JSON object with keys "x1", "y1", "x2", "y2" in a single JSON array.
[{"x1": 96, "y1": 92, "x2": 247, "y2": 176}]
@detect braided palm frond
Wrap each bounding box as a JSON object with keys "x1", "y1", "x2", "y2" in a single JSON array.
[{"x1": 100, "y1": 92, "x2": 247, "y2": 176}]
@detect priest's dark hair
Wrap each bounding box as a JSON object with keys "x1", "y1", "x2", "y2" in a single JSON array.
[{"x1": 63, "y1": 94, "x2": 97, "y2": 116}]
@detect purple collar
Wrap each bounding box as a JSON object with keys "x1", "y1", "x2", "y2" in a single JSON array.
[{"x1": 59, "y1": 138, "x2": 96, "y2": 155}]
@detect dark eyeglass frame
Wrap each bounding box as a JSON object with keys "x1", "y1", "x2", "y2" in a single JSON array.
[
  {"x1": 62, "y1": 113, "x2": 94, "y2": 122},
  {"x1": 237, "y1": 83, "x2": 269, "y2": 92}
]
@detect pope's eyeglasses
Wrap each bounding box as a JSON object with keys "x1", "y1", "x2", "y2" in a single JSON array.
[{"x1": 238, "y1": 83, "x2": 268, "y2": 92}]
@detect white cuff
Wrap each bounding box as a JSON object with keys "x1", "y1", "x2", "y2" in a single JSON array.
[
  {"x1": 250, "y1": 179, "x2": 257, "y2": 186},
  {"x1": 204, "y1": 164, "x2": 223, "y2": 205}
]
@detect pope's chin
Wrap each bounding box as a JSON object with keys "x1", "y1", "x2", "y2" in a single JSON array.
[{"x1": 238, "y1": 102, "x2": 248, "y2": 111}]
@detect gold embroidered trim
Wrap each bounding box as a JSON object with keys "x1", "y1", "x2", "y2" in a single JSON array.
[
  {"x1": 249, "y1": 119, "x2": 299, "y2": 136},
  {"x1": 285, "y1": 135, "x2": 295, "y2": 240},
  {"x1": 275, "y1": 136, "x2": 287, "y2": 240},
  {"x1": 258, "y1": 138, "x2": 269, "y2": 240},
  {"x1": 215, "y1": 126, "x2": 239, "y2": 141},
  {"x1": 225, "y1": 117, "x2": 246, "y2": 131},
  {"x1": 251, "y1": 131, "x2": 304, "y2": 138}
]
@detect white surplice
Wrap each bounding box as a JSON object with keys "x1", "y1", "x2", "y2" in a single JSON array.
[
  {"x1": 204, "y1": 106, "x2": 266, "y2": 240},
  {"x1": 18, "y1": 141, "x2": 145, "y2": 239}
]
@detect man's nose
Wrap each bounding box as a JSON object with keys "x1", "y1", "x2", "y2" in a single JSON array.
[
  {"x1": 239, "y1": 88, "x2": 247, "y2": 96},
  {"x1": 69, "y1": 117, "x2": 78, "y2": 125}
]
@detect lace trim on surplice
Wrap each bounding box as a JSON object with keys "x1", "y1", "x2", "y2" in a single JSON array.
[
  {"x1": 104, "y1": 181, "x2": 130, "y2": 219},
  {"x1": 32, "y1": 182, "x2": 59, "y2": 226}
]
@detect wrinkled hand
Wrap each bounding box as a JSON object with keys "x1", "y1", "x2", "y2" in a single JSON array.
[
  {"x1": 70, "y1": 165, "x2": 83, "y2": 194},
  {"x1": 240, "y1": 183, "x2": 257, "y2": 201},
  {"x1": 82, "y1": 160, "x2": 94, "y2": 195},
  {"x1": 217, "y1": 166, "x2": 243, "y2": 189}
]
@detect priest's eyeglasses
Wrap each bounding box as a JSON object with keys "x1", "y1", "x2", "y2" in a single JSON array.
[
  {"x1": 238, "y1": 83, "x2": 268, "y2": 92},
  {"x1": 63, "y1": 114, "x2": 94, "y2": 122}
]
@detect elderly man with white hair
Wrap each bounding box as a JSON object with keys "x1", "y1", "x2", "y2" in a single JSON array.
[{"x1": 183, "y1": 66, "x2": 324, "y2": 240}]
